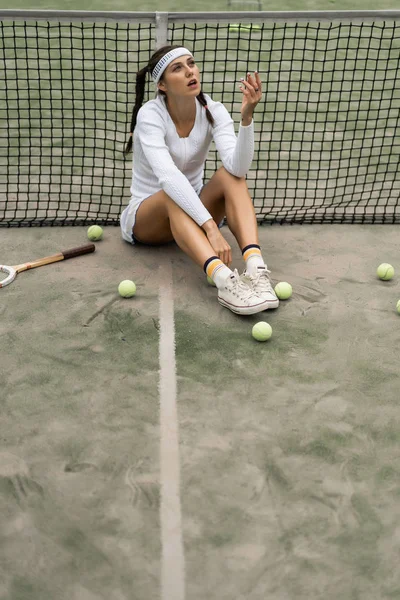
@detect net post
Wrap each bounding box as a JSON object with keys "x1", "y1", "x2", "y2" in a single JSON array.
[{"x1": 155, "y1": 12, "x2": 169, "y2": 49}]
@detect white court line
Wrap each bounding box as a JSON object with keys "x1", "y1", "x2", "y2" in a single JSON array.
[{"x1": 158, "y1": 258, "x2": 186, "y2": 600}]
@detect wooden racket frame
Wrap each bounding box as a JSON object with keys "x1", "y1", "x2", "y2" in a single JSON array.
[{"x1": 0, "y1": 243, "x2": 95, "y2": 288}]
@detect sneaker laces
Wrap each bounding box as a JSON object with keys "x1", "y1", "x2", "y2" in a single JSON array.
[
  {"x1": 245, "y1": 267, "x2": 276, "y2": 294},
  {"x1": 227, "y1": 269, "x2": 261, "y2": 300}
]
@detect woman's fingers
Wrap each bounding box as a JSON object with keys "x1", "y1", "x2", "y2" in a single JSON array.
[
  {"x1": 220, "y1": 246, "x2": 231, "y2": 267},
  {"x1": 208, "y1": 229, "x2": 232, "y2": 266},
  {"x1": 239, "y1": 71, "x2": 262, "y2": 94},
  {"x1": 222, "y1": 250, "x2": 231, "y2": 267}
]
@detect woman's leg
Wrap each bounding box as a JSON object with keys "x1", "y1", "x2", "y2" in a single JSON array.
[
  {"x1": 132, "y1": 165, "x2": 259, "y2": 263},
  {"x1": 199, "y1": 167, "x2": 259, "y2": 249},
  {"x1": 132, "y1": 190, "x2": 222, "y2": 269},
  {"x1": 132, "y1": 190, "x2": 174, "y2": 245},
  {"x1": 200, "y1": 168, "x2": 271, "y2": 277},
  {"x1": 130, "y1": 177, "x2": 276, "y2": 311}
]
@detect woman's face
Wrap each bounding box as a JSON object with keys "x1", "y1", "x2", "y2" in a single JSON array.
[{"x1": 158, "y1": 55, "x2": 201, "y2": 97}]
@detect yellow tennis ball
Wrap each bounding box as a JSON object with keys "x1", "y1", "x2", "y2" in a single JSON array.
[
  {"x1": 396, "y1": 300, "x2": 400, "y2": 314},
  {"x1": 229, "y1": 24, "x2": 262, "y2": 31},
  {"x1": 252, "y1": 321, "x2": 272, "y2": 342},
  {"x1": 274, "y1": 281, "x2": 292, "y2": 300},
  {"x1": 118, "y1": 280, "x2": 136, "y2": 298},
  {"x1": 207, "y1": 275, "x2": 216, "y2": 286},
  {"x1": 377, "y1": 263, "x2": 394, "y2": 280},
  {"x1": 87, "y1": 225, "x2": 103, "y2": 241}
]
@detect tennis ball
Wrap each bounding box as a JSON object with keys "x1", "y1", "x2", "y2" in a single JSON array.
[
  {"x1": 252, "y1": 321, "x2": 272, "y2": 342},
  {"x1": 396, "y1": 300, "x2": 400, "y2": 314},
  {"x1": 377, "y1": 263, "x2": 394, "y2": 280},
  {"x1": 274, "y1": 281, "x2": 292, "y2": 300},
  {"x1": 207, "y1": 275, "x2": 216, "y2": 286},
  {"x1": 228, "y1": 24, "x2": 262, "y2": 31},
  {"x1": 118, "y1": 280, "x2": 136, "y2": 298},
  {"x1": 87, "y1": 225, "x2": 103, "y2": 241}
]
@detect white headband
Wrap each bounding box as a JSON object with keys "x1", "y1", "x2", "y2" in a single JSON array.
[{"x1": 151, "y1": 47, "x2": 194, "y2": 84}]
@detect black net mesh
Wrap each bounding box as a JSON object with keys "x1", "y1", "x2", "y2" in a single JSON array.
[{"x1": 1, "y1": 15, "x2": 399, "y2": 227}]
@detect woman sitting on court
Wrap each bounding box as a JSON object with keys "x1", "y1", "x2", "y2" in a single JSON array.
[{"x1": 121, "y1": 45, "x2": 279, "y2": 315}]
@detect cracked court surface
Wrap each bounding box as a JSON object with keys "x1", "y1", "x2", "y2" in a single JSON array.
[{"x1": 1, "y1": 224, "x2": 400, "y2": 599}]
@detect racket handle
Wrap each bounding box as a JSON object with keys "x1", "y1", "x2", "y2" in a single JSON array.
[{"x1": 61, "y1": 243, "x2": 95, "y2": 260}]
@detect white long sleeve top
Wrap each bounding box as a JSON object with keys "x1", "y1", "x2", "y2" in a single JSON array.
[{"x1": 120, "y1": 92, "x2": 254, "y2": 243}]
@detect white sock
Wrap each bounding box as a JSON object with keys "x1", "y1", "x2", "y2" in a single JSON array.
[
  {"x1": 213, "y1": 265, "x2": 233, "y2": 289},
  {"x1": 242, "y1": 245, "x2": 266, "y2": 275},
  {"x1": 205, "y1": 257, "x2": 233, "y2": 290},
  {"x1": 246, "y1": 254, "x2": 266, "y2": 275}
]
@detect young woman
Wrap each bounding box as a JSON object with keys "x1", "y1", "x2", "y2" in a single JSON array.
[{"x1": 121, "y1": 45, "x2": 279, "y2": 315}]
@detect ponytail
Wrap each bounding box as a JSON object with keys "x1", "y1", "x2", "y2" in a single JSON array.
[
  {"x1": 124, "y1": 65, "x2": 149, "y2": 155},
  {"x1": 196, "y1": 90, "x2": 215, "y2": 128}
]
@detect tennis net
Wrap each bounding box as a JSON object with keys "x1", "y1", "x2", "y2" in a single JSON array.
[{"x1": 1, "y1": 10, "x2": 399, "y2": 227}]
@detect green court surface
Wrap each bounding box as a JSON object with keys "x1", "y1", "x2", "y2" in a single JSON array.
[
  {"x1": 1, "y1": 224, "x2": 400, "y2": 599},
  {"x1": 1, "y1": 6, "x2": 400, "y2": 598}
]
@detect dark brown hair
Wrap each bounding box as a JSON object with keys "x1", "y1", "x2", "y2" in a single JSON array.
[{"x1": 124, "y1": 45, "x2": 215, "y2": 155}]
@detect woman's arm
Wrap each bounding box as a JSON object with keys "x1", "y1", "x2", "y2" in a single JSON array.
[{"x1": 136, "y1": 110, "x2": 214, "y2": 228}]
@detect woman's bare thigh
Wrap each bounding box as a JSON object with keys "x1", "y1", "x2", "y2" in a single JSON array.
[
  {"x1": 132, "y1": 169, "x2": 230, "y2": 245},
  {"x1": 132, "y1": 190, "x2": 175, "y2": 245}
]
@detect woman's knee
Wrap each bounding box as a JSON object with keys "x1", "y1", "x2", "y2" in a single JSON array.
[{"x1": 217, "y1": 166, "x2": 245, "y2": 183}]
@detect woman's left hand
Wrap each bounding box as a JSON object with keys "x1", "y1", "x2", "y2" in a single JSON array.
[{"x1": 239, "y1": 71, "x2": 262, "y2": 121}]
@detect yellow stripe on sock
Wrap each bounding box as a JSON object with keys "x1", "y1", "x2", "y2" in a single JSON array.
[
  {"x1": 205, "y1": 258, "x2": 224, "y2": 279},
  {"x1": 242, "y1": 247, "x2": 262, "y2": 262}
]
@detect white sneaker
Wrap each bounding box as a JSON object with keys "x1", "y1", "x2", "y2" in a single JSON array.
[
  {"x1": 218, "y1": 269, "x2": 273, "y2": 315},
  {"x1": 240, "y1": 266, "x2": 279, "y2": 309}
]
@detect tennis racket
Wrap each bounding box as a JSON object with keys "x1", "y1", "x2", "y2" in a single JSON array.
[{"x1": 0, "y1": 243, "x2": 95, "y2": 288}]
